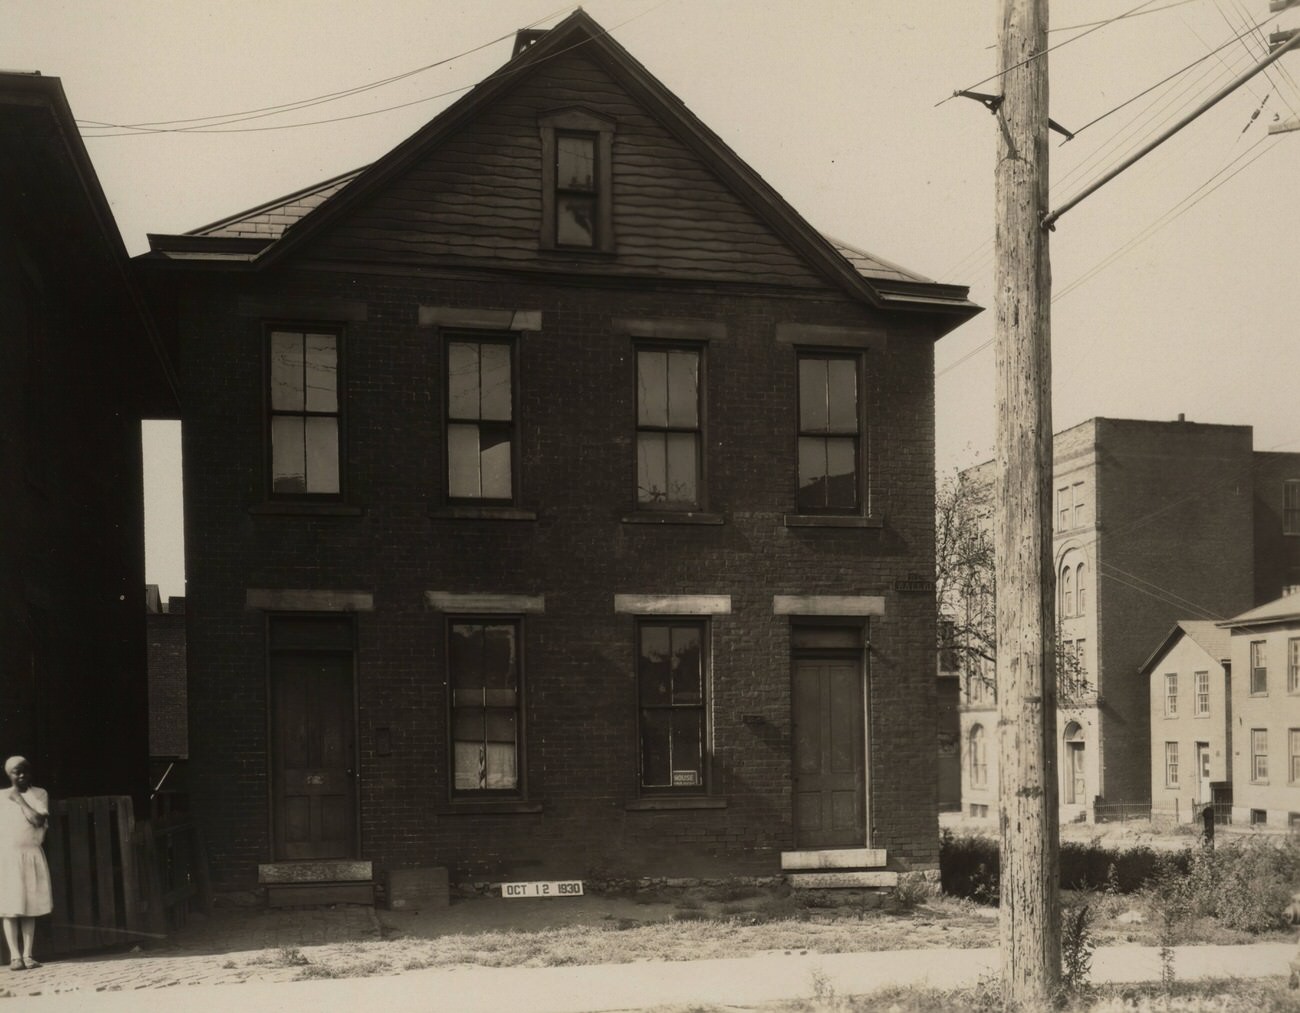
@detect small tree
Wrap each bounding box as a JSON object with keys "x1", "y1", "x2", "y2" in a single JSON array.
[{"x1": 936, "y1": 472, "x2": 1092, "y2": 704}]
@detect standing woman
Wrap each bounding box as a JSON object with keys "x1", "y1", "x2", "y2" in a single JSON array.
[{"x1": 0, "y1": 757, "x2": 50, "y2": 970}]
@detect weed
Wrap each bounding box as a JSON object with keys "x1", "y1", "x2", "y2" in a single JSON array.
[{"x1": 1060, "y1": 901, "x2": 1094, "y2": 997}]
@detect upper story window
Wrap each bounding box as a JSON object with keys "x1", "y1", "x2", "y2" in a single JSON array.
[
  {"x1": 1076, "y1": 563, "x2": 1087, "y2": 615},
  {"x1": 797, "y1": 353, "x2": 862, "y2": 514},
  {"x1": 637, "y1": 620, "x2": 708, "y2": 794},
  {"x1": 1060, "y1": 566, "x2": 1075, "y2": 618},
  {"x1": 1290, "y1": 638, "x2": 1300, "y2": 694},
  {"x1": 268, "y1": 327, "x2": 341, "y2": 496},
  {"x1": 1057, "y1": 481, "x2": 1087, "y2": 530},
  {"x1": 1285, "y1": 480, "x2": 1300, "y2": 535},
  {"x1": 1195, "y1": 669, "x2": 1210, "y2": 715},
  {"x1": 449, "y1": 618, "x2": 523, "y2": 795},
  {"x1": 539, "y1": 109, "x2": 615, "y2": 253},
  {"x1": 1250, "y1": 640, "x2": 1268, "y2": 695},
  {"x1": 1164, "y1": 672, "x2": 1178, "y2": 717},
  {"x1": 969, "y1": 724, "x2": 987, "y2": 787},
  {"x1": 636, "y1": 346, "x2": 702, "y2": 510},
  {"x1": 446, "y1": 336, "x2": 515, "y2": 504},
  {"x1": 555, "y1": 133, "x2": 597, "y2": 247},
  {"x1": 1252, "y1": 728, "x2": 1269, "y2": 782}
]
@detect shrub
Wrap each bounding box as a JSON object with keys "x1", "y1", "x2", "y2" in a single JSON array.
[
  {"x1": 939, "y1": 830, "x2": 1000, "y2": 904},
  {"x1": 940, "y1": 832, "x2": 1189, "y2": 903}
]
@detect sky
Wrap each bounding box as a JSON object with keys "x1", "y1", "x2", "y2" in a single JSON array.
[{"x1": 6, "y1": 0, "x2": 1300, "y2": 601}]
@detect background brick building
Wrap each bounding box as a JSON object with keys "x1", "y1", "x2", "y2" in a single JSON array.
[
  {"x1": 957, "y1": 417, "x2": 1298, "y2": 819},
  {"x1": 141, "y1": 13, "x2": 978, "y2": 893}
]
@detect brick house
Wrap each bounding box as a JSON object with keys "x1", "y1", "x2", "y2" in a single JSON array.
[
  {"x1": 957, "y1": 418, "x2": 1282, "y2": 821},
  {"x1": 1218, "y1": 595, "x2": 1300, "y2": 827},
  {"x1": 0, "y1": 72, "x2": 177, "y2": 803},
  {"x1": 1140, "y1": 622, "x2": 1231, "y2": 823},
  {"x1": 140, "y1": 12, "x2": 978, "y2": 894}
]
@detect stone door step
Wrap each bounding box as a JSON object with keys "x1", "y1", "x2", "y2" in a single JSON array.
[
  {"x1": 265, "y1": 881, "x2": 375, "y2": 907},
  {"x1": 788, "y1": 870, "x2": 899, "y2": 890},
  {"x1": 780, "y1": 848, "x2": 887, "y2": 871},
  {"x1": 258, "y1": 859, "x2": 373, "y2": 884}
]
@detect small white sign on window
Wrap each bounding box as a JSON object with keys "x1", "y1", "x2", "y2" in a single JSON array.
[
  {"x1": 672, "y1": 770, "x2": 700, "y2": 787},
  {"x1": 501, "y1": 880, "x2": 584, "y2": 898}
]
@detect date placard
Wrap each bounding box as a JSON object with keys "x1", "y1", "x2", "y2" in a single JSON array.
[{"x1": 500, "y1": 880, "x2": 584, "y2": 898}]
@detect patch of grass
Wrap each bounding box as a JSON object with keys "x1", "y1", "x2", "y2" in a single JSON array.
[
  {"x1": 295, "y1": 958, "x2": 390, "y2": 981},
  {"x1": 760, "y1": 976, "x2": 1300, "y2": 1012},
  {"x1": 702, "y1": 883, "x2": 760, "y2": 903}
]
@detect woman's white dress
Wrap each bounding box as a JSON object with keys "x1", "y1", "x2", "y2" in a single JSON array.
[{"x1": 0, "y1": 788, "x2": 51, "y2": 917}]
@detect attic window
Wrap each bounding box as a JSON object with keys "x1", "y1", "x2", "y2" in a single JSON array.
[{"x1": 540, "y1": 109, "x2": 615, "y2": 253}]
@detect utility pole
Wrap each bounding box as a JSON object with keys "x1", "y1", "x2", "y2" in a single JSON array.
[{"x1": 994, "y1": 0, "x2": 1060, "y2": 1005}]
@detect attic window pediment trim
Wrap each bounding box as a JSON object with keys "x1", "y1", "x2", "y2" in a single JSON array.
[{"x1": 539, "y1": 107, "x2": 617, "y2": 133}]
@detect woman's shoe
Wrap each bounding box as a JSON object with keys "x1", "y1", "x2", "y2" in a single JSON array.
[
  {"x1": 22, "y1": 958, "x2": 40, "y2": 970},
  {"x1": 8, "y1": 959, "x2": 22, "y2": 971}
]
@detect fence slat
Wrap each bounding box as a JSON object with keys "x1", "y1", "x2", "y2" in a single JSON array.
[
  {"x1": 115, "y1": 797, "x2": 140, "y2": 936},
  {"x1": 64, "y1": 799, "x2": 95, "y2": 950},
  {"x1": 90, "y1": 797, "x2": 117, "y2": 946},
  {"x1": 44, "y1": 805, "x2": 72, "y2": 954}
]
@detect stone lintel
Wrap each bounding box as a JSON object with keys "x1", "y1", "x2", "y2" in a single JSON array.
[
  {"x1": 425, "y1": 592, "x2": 545, "y2": 614},
  {"x1": 246, "y1": 589, "x2": 374, "y2": 612},
  {"x1": 775, "y1": 323, "x2": 886, "y2": 350},
  {"x1": 773, "y1": 595, "x2": 885, "y2": 616},
  {"x1": 614, "y1": 594, "x2": 731, "y2": 615},
  {"x1": 418, "y1": 307, "x2": 542, "y2": 331}
]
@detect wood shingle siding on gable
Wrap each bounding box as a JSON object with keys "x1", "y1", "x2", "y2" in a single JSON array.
[{"x1": 309, "y1": 52, "x2": 829, "y2": 288}]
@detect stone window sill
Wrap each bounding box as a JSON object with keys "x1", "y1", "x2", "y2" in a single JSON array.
[
  {"x1": 625, "y1": 797, "x2": 727, "y2": 811},
  {"x1": 430, "y1": 506, "x2": 539, "y2": 521},
  {"x1": 622, "y1": 512, "x2": 724, "y2": 526},
  {"x1": 250, "y1": 502, "x2": 364, "y2": 517},
  {"x1": 783, "y1": 514, "x2": 883, "y2": 529},
  {"x1": 440, "y1": 800, "x2": 543, "y2": 815}
]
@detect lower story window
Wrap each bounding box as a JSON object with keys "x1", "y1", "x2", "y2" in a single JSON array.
[
  {"x1": 638, "y1": 620, "x2": 707, "y2": 792},
  {"x1": 449, "y1": 619, "x2": 521, "y2": 793}
]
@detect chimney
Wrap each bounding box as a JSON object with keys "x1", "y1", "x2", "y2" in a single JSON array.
[
  {"x1": 513, "y1": 29, "x2": 548, "y2": 57},
  {"x1": 166, "y1": 596, "x2": 186, "y2": 615},
  {"x1": 1177, "y1": 413, "x2": 1185, "y2": 423}
]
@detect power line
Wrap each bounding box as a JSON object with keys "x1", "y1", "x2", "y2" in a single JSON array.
[
  {"x1": 77, "y1": 5, "x2": 574, "y2": 134},
  {"x1": 938, "y1": 0, "x2": 1167, "y2": 107},
  {"x1": 81, "y1": 1, "x2": 670, "y2": 138},
  {"x1": 1064, "y1": 14, "x2": 1273, "y2": 140}
]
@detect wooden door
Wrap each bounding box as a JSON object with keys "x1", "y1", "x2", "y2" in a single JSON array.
[
  {"x1": 1066, "y1": 743, "x2": 1086, "y2": 805},
  {"x1": 1196, "y1": 743, "x2": 1212, "y2": 805},
  {"x1": 271, "y1": 653, "x2": 356, "y2": 860},
  {"x1": 793, "y1": 659, "x2": 865, "y2": 848}
]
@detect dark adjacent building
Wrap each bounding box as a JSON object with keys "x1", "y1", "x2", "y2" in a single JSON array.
[
  {"x1": 141, "y1": 12, "x2": 978, "y2": 893},
  {"x1": 0, "y1": 72, "x2": 177, "y2": 802}
]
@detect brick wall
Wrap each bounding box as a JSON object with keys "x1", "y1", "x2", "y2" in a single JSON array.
[
  {"x1": 1094, "y1": 419, "x2": 1255, "y2": 806},
  {"x1": 177, "y1": 269, "x2": 943, "y2": 888}
]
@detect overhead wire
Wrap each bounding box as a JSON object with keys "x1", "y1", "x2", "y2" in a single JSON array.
[
  {"x1": 938, "y1": 15, "x2": 1287, "y2": 379},
  {"x1": 75, "y1": 3, "x2": 576, "y2": 133},
  {"x1": 80, "y1": 1, "x2": 672, "y2": 138},
  {"x1": 937, "y1": 0, "x2": 1167, "y2": 106}
]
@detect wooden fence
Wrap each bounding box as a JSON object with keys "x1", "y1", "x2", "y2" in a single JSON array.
[{"x1": 42, "y1": 796, "x2": 210, "y2": 956}]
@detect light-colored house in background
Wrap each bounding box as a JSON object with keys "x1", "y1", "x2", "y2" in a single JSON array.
[
  {"x1": 1141, "y1": 622, "x2": 1231, "y2": 823},
  {"x1": 1219, "y1": 595, "x2": 1300, "y2": 827}
]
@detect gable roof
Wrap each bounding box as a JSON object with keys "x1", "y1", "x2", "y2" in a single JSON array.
[
  {"x1": 1139, "y1": 621, "x2": 1232, "y2": 676},
  {"x1": 1218, "y1": 594, "x2": 1300, "y2": 631},
  {"x1": 0, "y1": 71, "x2": 178, "y2": 413},
  {"x1": 144, "y1": 11, "x2": 978, "y2": 331}
]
